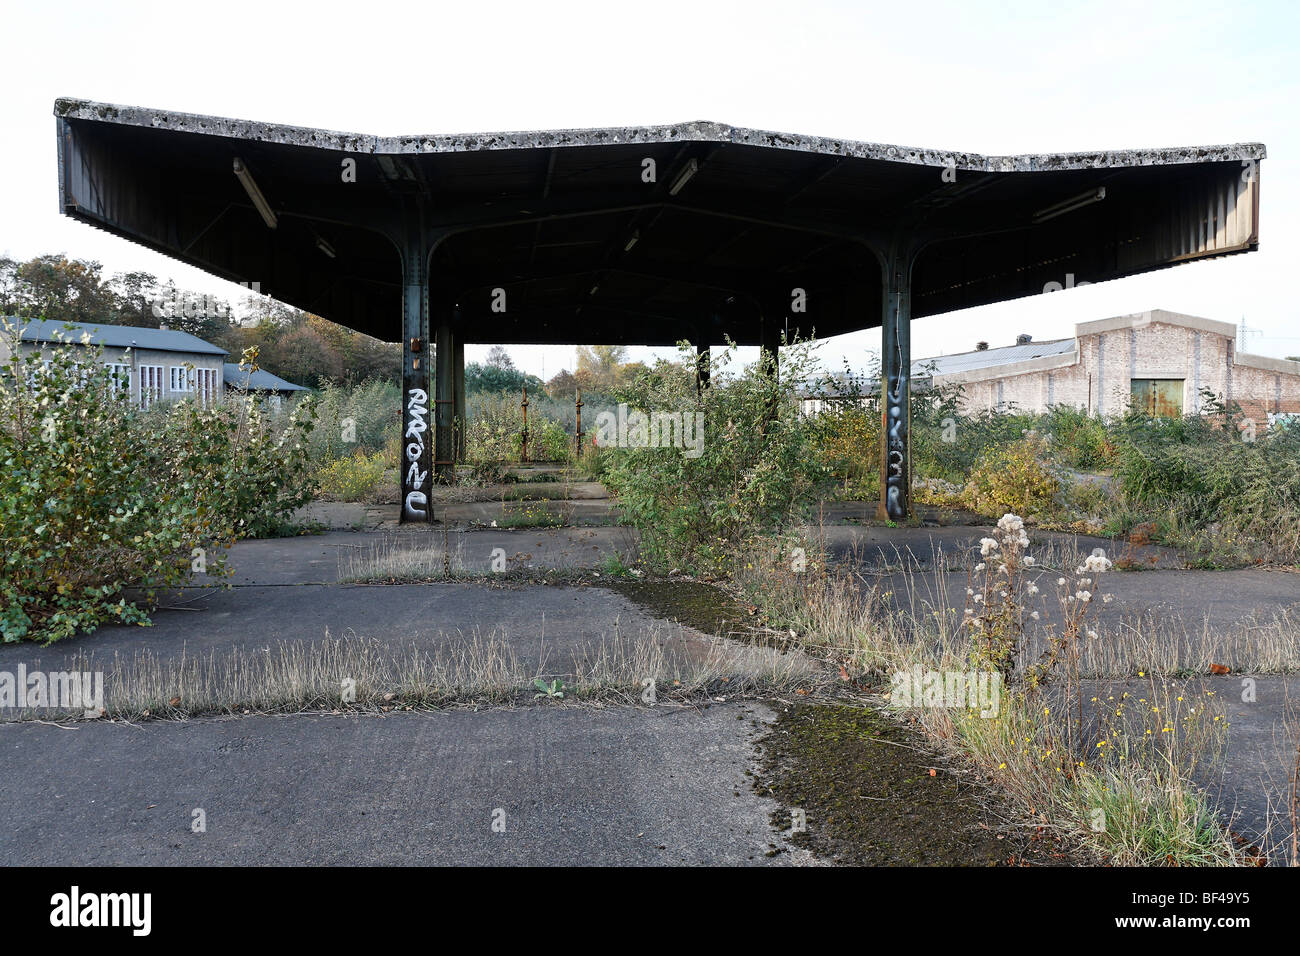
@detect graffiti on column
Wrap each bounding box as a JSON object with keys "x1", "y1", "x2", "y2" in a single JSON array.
[
  {"x1": 885, "y1": 366, "x2": 907, "y2": 519},
  {"x1": 404, "y1": 387, "x2": 429, "y2": 520}
]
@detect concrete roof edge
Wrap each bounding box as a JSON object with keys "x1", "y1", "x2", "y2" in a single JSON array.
[
  {"x1": 53, "y1": 98, "x2": 1269, "y2": 170},
  {"x1": 1234, "y1": 351, "x2": 1300, "y2": 375},
  {"x1": 1076, "y1": 310, "x2": 1239, "y2": 339}
]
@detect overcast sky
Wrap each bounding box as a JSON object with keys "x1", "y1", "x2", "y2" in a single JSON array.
[{"x1": 2, "y1": 0, "x2": 1296, "y2": 377}]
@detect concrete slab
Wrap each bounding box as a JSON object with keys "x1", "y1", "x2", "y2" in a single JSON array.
[
  {"x1": 213, "y1": 527, "x2": 633, "y2": 586},
  {"x1": 0, "y1": 583, "x2": 698, "y2": 677},
  {"x1": 0, "y1": 702, "x2": 815, "y2": 866}
]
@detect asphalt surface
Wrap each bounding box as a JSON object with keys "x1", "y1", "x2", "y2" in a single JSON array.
[
  {"x1": 4, "y1": 519, "x2": 1299, "y2": 865},
  {"x1": 0, "y1": 701, "x2": 816, "y2": 866},
  {"x1": 0, "y1": 583, "x2": 697, "y2": 677}
]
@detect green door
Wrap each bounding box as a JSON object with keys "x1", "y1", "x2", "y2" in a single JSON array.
[{"x1": 1130, "y1": 379, "x2": 1184, "y2": 417}]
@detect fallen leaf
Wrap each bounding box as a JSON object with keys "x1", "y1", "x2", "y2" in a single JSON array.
[{"x1": 168, "y1": 696, "x2": 181, "y2": 707}]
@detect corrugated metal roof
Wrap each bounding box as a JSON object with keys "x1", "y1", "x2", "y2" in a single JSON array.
[
  {"x1": 917, "y1": 338, "x2": 1075, "y2": 375},
  {"x1": 222, "y1": 363, "x2": 309, "y2": 392},
  {"x1": 5, "y1": 317, "x2": 228, "y2": 356},
  {"x1": 797, "y1": 337, "x2": 1076, "y2": 398}
]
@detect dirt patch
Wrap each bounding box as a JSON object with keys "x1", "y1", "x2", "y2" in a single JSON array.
[{"x1": 751, "y1": 702, "x2": 1083, "y2": 866}]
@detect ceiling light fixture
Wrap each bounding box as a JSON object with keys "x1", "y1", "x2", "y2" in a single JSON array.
[
  {"x1": 233, "y1": 157, "x2": 278, "y2": 230},
  {"x1": 668, "y1": 158, "x2": 699, "y2": 196},
  {"x1": 1033, "y1": 187, "x2": 1106, "y2": 224}
]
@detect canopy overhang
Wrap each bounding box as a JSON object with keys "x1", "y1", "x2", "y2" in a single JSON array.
[
  {"x1": 54, "y1": 98, "x2": 1264, "y2": 522},
  {"x1": 55, "y1": 98, "x2": 1262, "y2": 347}
]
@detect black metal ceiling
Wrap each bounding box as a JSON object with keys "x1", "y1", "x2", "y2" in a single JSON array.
[{"x1": 56, "y1": 99, "x2": 1263, "y2": 346}]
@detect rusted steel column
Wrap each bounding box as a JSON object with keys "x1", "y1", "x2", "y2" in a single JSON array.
[
  {"x1": 400, "y1": 218, "x2": 432, "y2": 524},
  {"x1": 433, "y1": 318, "x2": 455, "y2": 483},
  {"x1": 574, "y1": 388, "x2": 584, "y2": 458},
  {"x1": 520, "y1": 386, "x2": 530, "y2": 463},
  {"x1": 452, "y1": 331, "x2": 465, "y2": 461},
  {"x1": 878, "y1": 243, "x2": 915, "y2": 522}
]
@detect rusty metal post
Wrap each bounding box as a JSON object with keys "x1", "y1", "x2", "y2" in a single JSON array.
[
  {"x1": 574, "y1": 388, "x2": 584, "y2": 458},
  {"x1": 433, "y1": 319, "x2": 454, "y2": 482},
  {"x1": 520, "y1": 386, "x2": 530, "y2": 463},
  {"x1": 453, "y1": 332, "x2": 465, "y2": 462},
  {"x1": 878, "y1": 241, "x2": 915, "y2": 522},
  {"x1": 400, "y1": 212, "x2": 432, "y2": 523}
]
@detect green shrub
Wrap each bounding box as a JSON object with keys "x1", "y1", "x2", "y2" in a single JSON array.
[
  {"x1": 316, "y1": 450, "x2": 388, "y2": 501},
  {"x1": 1112, "y1": 411, "x2": 1300, "y2": 562},
  {"x1": 602, "y1": 340, "x2": 825, "y2": 575},
  {"x1": 0, "y1": 329, "x2": 316, "y2": 643},
  {"x1": 811, "y1": 404, "x2": 880, "y2": 499},
  {"x1": 530, "y1": 418, "x2": 571, "y2": 462},
  {"x1": 962, "y1": 434, "x2": 1060, "y2": 519},
  {"x1": 1041, "y1": 406, "x2": 1116, "y2": 471},
  {"x1": 309, "y1": 379, "x2": 398, "y2": 462}
]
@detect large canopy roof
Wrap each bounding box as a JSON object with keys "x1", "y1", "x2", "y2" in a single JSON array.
[{"x1": 55, "y1": 98, "x2": 1263, "y2": 346}]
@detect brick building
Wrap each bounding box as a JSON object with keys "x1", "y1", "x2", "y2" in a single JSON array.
[{"x1": 920, "y1": 310, "x2": 1300, "y2": 427}]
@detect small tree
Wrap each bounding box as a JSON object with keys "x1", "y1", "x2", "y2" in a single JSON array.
[
  {"x1": 0, "y1": 325, "x2": 316, "y2": 643},
  {"x1": 603, "y1": 338, "x2": 825, "y2": 575}
]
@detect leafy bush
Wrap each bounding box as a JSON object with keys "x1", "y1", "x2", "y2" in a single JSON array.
[
  {"x1": 811, "y1": 404, "x2": 880, "y2": 499},
  {"x1": 962, "y1": 434, "x2": 1060, "y2": 519},
  {"x1": 602, "y1": 340, "x2": 825, "y2": 575},
  {"x1": 464, "y1": 391, "x2": 524, "y2": 468},
  {"x1": 531, "y1": 418, "x2": 571, "y2": 462},
  {"x1": 309, "y1": 379, "x2": 398, "y2": 462},
  {"x1": 0, "y1": 329, "x2": 316, "y2": 643},
  {"x1": 316, "y1": 450, "x2": 388, "y2": 502},
  {"x1": 1112, "y1": 411, "x2": 1300, "y2": 562},
  {"x1": 1041, "y1": 406, "x2": 1116, "y2": 471},
  {"x1": 914, "y1": 405, "x2": 1037, "y2": 484}
]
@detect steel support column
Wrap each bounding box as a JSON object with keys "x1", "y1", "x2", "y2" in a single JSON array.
[
  {"x1": 399, "y1": 214, "x2": 432, "y2": 524},
  {"x1": 434, "y1": 317, "x2": 455, "y2": 482},
  {"x1": 695, "y1": 341, "x2": 710, "y2": 392},
  {"x1": 879, "y1": 241, "x2": 916, "y2": 522},
  {"x1": 452, "y1": 331, "x2": 466, "y2": 461}
]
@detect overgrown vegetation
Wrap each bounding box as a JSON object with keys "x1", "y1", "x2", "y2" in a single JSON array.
[
  {"x1": 733, "y1": 521, "x2": 1244, "y2": 866},
  {"x1": 602, "y1": 340, "x2": 826, "y2": 576},
  {"x1": 812, "y1": 369, "x2": 1299, "y2": 566},
  {"x1": 0, "y1": 329, "x2": 316, "y2": 643}
]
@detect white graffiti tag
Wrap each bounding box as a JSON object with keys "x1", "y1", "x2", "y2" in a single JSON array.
[{"x1": 404, "y1": 388, "x2": 429, "y2": 519}]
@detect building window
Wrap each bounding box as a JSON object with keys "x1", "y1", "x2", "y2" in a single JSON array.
[
  {"x1": 139, "y1": 365, "x2": 164, "y2": 408},
  {"x1": 170, "y1": 365, "x2": 194, "y2": 393},
  {"x1": 1130, "y1": 379, "x2": 1184, "y2": 417},
  {"x1": 194, "y1": 367, "x2": 219, "y2": 406},
  {"x1": 105, "y1": 363, "x2": 131, "y2": 399}
]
